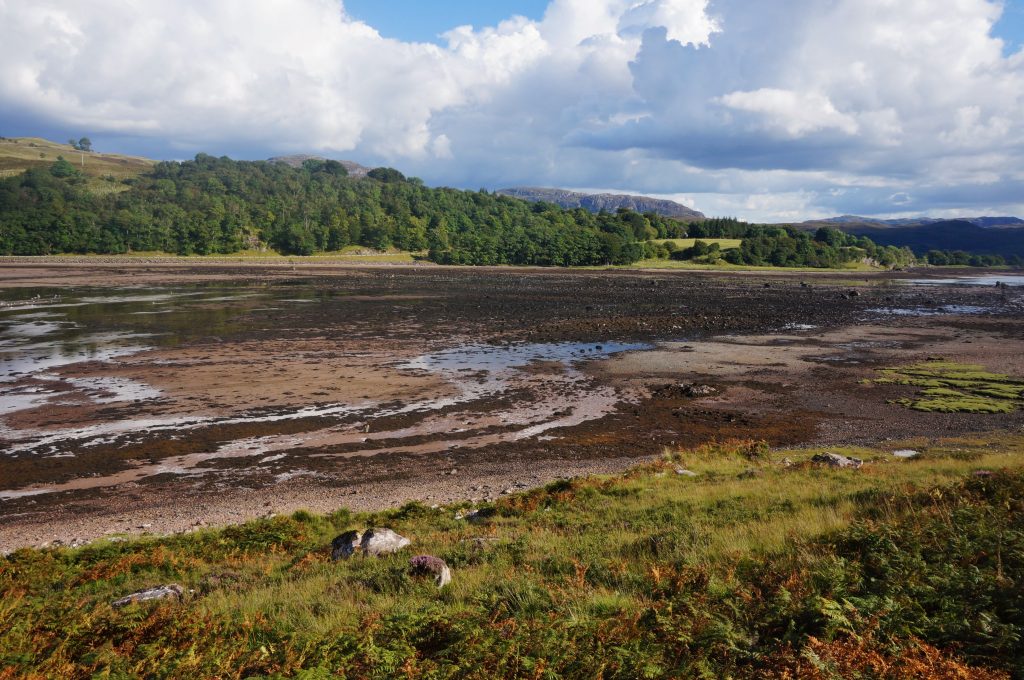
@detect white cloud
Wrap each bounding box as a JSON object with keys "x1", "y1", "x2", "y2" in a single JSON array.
[
  {"x1": 0, "y1": 0, "x2": 1021, "y2": 220},
  {"x1": 717, "y1": 89, "x2": 860, "y2": 137}
]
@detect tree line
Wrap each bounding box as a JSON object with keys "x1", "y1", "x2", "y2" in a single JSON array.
[
  {"x1": 0, "y1": 153, "x2": 940, "y2": 269},
  {"x1": 0, "y1": 154, "x2": 689, "y2": 266}
]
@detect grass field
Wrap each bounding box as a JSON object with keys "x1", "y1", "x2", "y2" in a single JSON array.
[
  {"x1": 0, "y1": 137, "x2": 155, "y2": 194},
  {"x1": 2, "y1": 435, "x2": 1022, "y2": 678},
  {"x1": 625, "y1": 258, "x2": 878, "y2": 272},
  {"x1": 650, "y1": 238, "x2": 743, "y2": 250}
]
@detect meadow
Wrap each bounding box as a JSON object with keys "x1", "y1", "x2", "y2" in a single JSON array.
[{"x1": 2, "y1": 435, "x2": 1022, "y2": 678}]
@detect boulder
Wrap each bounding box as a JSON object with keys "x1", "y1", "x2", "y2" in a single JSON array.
[
  {"x1": 682, "y1": 383, "x2": 717, "y2": 398},
  {"x1": 812, "y1": 453, "x2": 863, "y2": 469},
  {"x1": 360, "y1": 528, "x2": 411, "y2": 557},
  {"x1": 675, "y1": 468, "x2": 698, "y2": 477},
  {"x1": 331, "y1": 530, "x2": 362, "y2": 561},
  {"x1": 111, "y1": 584, "x2": 183, "y2": 608},
  {"x1": 409, "y1": 555, "x2": 452, "y2": 588}
]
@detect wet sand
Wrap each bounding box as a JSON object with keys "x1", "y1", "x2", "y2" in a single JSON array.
[{"x1": 1, "y1": 261, "x2": 1022, "y2": 551}]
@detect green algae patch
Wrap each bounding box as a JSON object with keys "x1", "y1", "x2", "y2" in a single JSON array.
[{"x1": 872, "y1": 361, "x2": 1024, "y2": 413}]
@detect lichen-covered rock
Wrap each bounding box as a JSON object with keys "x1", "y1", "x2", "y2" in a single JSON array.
[
  {"x1": 111, "y1": 584, "x2": 183, "y2": 608},
  {"x1": 360, "y1": 528, "x2": 411, "y2": 557},
  {"x1": 682, "y1": 383, "x2": 717, "y2": 397},
  {"x1": 409, "y1": 555, "x2": 452, "y2": 588},
  {"x1": 331, "y1": 530, "x2": 362, "y2": 561},
  {"x1": 812, "y1": 453, "x2": 863, "y2": 469}
]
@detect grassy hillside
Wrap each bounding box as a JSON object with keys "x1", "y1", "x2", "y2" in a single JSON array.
[
  {"x1": 2, "y1": 435, "x2": 1022, "y2": 678},
  {"x1": 0, "y1": 137, "x2": 154, "y2": 194}
]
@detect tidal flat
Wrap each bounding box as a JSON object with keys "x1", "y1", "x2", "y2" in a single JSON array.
[{"x1": 1, "y1": 262, "x2": 1023, "y2": 551}]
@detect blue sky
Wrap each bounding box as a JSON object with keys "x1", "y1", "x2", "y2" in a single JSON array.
[
  {"x1": 345, "y1": 0, "x2": 1024, "y2": 54},
  {"x1": 343, "y1": 0, "x2": 549, "y2": 43},
  {"x1": 994, "y1": 0, "x2": 1024, "y2": 51},
  {"x1": 1, "y1": 0, "x2": 1023, "y2": 221}
]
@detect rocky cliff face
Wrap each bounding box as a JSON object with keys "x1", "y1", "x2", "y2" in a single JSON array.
[
  {"x1": 498, "y1": 187, "x2": 704, "y2": 219},
  {"x1": 268, "y1": 154, "x2": 370, "y2": 177}
]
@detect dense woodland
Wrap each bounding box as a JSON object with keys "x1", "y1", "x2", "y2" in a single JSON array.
[
  {"x1": 0, "y1": 154, "x2": 929, "y2": 268},
  {"x1": 0, "y1": 155, "x2": 677, "y2": 266}
]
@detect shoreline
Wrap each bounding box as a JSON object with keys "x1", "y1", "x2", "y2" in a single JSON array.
[{"x1": 1, "y1": 263, "x2": 1022, "y2": 552}]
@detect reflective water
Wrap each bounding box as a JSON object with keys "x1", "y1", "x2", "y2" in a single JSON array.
[
  {"x1": 0, "y1": 284, "x2": 652, "y2": 498},
  {"x1": 867, "y1": 304, "x2": 990, "y2": 317},
  {"x1": 905, "y1": 275, "x2": 1024, "y2": 287}
]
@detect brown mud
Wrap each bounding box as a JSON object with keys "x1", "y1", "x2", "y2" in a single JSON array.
[{"x1": 1, "y1": 261, "x2": 1022, "y2": 551}]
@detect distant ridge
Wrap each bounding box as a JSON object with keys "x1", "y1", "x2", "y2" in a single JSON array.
[
  {"x1": 498, "y1": 187, "x2": 704, "y2": 220},
  {"x1": 831, "y1": 220, "x2": 1024, "y2": 258},
  {"x1": 803, "y1": 215, "x2": 1024, "y2": 230},
  {"x1": 268, "y1": 154, "x2": 370, "y2": 177}
]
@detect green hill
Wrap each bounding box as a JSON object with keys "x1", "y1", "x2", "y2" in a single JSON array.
[{"x1": 0, "y1": 136, "x2": 154, "y2": 194}]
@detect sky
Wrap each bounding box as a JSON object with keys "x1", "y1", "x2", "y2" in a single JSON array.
[{"x1": 1, "y1": 0, "x2": 1023, "y2": 222}]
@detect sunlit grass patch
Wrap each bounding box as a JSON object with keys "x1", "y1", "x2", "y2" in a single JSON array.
[{"x1": 871, "y1": 361, "x2": 1024, "y2": 413}]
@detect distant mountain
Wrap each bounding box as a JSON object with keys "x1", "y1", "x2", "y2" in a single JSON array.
[
  {"x1": 840, "y1": 220, "x2": 1024, "y2": 258},
  {"x1": 497, "y1": 187, "x2": 704, "y2": 220},
  {"x1": 804, "y1": 215, "x2": 1024, "y2": 230},
  {"x1": 268, "y1": 154, "x2": 370, "y2": 177}
]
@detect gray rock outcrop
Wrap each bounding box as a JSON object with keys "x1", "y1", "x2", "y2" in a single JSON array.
[
  {"x1": 111, "y1": 584, "x2": 183, "y2": 608},
  {"x1": 497, "y1": 187, "x2": 704, "y2": 220},
  {"x1": 360, "y1": 528, "x2": 411, "y2": 557},
  {"x1": 812, "y1": 453, "x2": 863, "y2": 469}
]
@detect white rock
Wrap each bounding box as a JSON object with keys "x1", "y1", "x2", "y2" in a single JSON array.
[{"x1": 360, "y1": 528, "x2": 411, "y2": 557}]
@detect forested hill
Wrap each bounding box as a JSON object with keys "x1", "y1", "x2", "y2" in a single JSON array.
[
  {"x1": 0, "y1": 154, "x2": 688, "y2": 265},
  {"x1": 841, "y1": 220, "x2": 1024, "y2": 258}
]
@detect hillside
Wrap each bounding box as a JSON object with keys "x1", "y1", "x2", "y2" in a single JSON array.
[
  {"x1": 804, "y1": 215, "x2": 1024, "y2": 230},
  {"x1": 0, "y1": 137, "x2": 154, "y2": 192},
  {"x1": 842, "y1": 219, "x2": 1024, "y2": 258},
  {"x1": 268, "y1": 154, "x2": 371, "y2": 177},
  {"x1": 498, "y1": 187, "x2": 705, "y2": 220}
]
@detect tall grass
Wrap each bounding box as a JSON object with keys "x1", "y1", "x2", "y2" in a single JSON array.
[{"x1": 1, "y1": 435, "x2": 1022, "y2": 678}]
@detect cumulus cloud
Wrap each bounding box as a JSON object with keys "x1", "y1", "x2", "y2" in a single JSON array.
[{"x1": 0, "y1": 0, "x2": 1021, "y2": 220}]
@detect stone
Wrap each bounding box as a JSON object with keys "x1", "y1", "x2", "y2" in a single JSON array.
[
  {"x1": 780, "y1": 458, "x2": 795, "y2": 468},
  {"x1": 459, "y1": 507, "x2": 498, "y2": 524},
  {"x1": 675, "y1": 468, "x2": 698, "y2": 477},
  {"x1": 409, "y1": 555, "x2": 452, "y2": 588},
  {"x1": 360, "y1": 528, "x2": 411, "y2": 557},
  {"x1": 331, "y1": 530, "x2": 362, "y2": 561},
  {"x1": 111, "y1": 584, "x2": 183, "y2": 608},
  {"x1": 812, "y1": 453, "x2": 863, "y2": 469},
  {"x1": 681, "y1": 383, "x2": 717, "y2": 398}
]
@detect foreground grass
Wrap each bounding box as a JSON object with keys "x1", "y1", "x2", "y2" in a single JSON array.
[{"x1": 2, "y1": 435, "x2": 1023, "y2": 678}]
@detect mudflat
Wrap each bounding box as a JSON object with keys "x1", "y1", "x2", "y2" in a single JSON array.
[{"x1": 1, "y1": 261, "x2": 1022, "y2": 551}]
